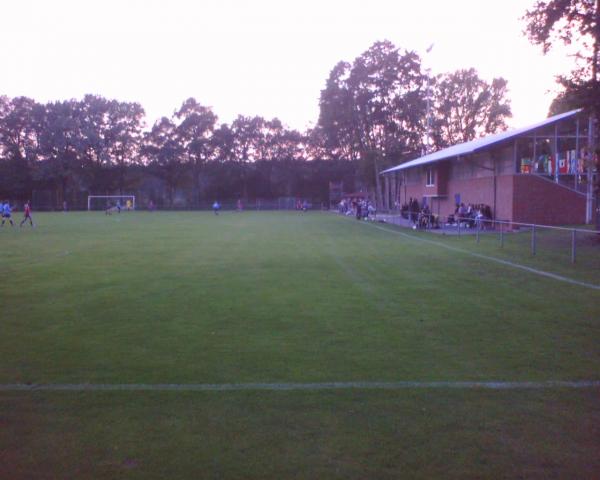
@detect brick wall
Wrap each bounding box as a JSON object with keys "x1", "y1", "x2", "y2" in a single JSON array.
[
  {"x1": 400, "y1": 172, "x2": 513, "y2": 221},
  {"x1": 512, "y1": 174, "x2": 587, "y2": 225},
  {"x1": 399, "y1": 168, "x2": 589, "y2": 225}
]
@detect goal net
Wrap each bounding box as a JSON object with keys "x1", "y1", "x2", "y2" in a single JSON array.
[{"x1": 88, "y1": 195, "x2": 136, "y2": 211}]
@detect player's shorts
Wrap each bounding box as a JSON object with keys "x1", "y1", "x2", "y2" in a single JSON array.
[{"x1": 3, "y1": 213, "x2": 10, "y2": 218}]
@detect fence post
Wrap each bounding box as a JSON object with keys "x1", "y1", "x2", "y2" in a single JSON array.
[
  {"x1": 500, "y1": 222, "x2": 504, "y2": 248},
  {"x1": 571, "y1": 229, "x2": 576, "y2": 264},
  {"x1": 531, "y1": 225, "x2": 536, "y2": 256}
]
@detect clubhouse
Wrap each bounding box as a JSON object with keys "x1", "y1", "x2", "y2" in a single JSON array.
[{"x1": 381, "y1": 109, "x2": 598, "y2": 225}]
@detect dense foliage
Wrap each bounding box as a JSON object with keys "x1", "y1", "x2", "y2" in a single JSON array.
[
  {"x1": 524, "y1": 1, "x2": 600, "y2": 118},
  {"x1": 0, "y1": 41, "x2": 511, "y2": 209}
]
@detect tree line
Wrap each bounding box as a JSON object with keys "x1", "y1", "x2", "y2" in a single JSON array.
[{"x1": 1, "y1": 40, "x2": 514, "y2": 209}]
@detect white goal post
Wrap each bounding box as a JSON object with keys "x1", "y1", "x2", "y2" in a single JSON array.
[{"x1": 87, "y1": 195, "x2": 136, "y2": 211}]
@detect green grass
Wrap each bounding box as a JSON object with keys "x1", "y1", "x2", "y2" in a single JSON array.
[
  {"x1": 1, "y1": 211, "x2": 599, "y2": 478},
  {"x1": 2, "y1": 390, "x2": 598, "y2": 480},
  {"x1": 428, "y1": 224, "x2": 600, "y2": 285}
]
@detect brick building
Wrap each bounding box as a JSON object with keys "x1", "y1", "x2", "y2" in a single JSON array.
[{"x1": 382, "y1": 109, "x2": 597, "y2": 225}]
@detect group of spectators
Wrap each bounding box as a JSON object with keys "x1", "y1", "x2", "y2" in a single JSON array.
[
  {"x1": 400, "y1": 198, "x2": 437, "y2": 229},
  {"x1": 447, "y1": 203, "x2": 493, "y2": 229},
  {"x1": 338, "y1": 198, "x2": 376, "y2": 220},
  {"x1": 399, "y1": 198, "x2": 494, "y2": 230},
  {"x1": 337, "y1": 196, "x2": 494, "y2": 230}
]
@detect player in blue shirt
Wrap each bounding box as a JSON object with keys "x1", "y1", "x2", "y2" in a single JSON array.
[{"x1": 1, "y1": 201, "x2": 14, "y2": 227}]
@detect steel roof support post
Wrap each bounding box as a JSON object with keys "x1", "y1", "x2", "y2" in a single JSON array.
[
  {"x1": 383, "y1": 175, "x2": 390, "y2": 213},
  {"x1": 576, "y1": 117, "x2": 580, "y2": 190},
  {"x1": 554, "y1": 123, "x2": 559, "y2": 183},
  {"x1": 394, "y1": 173, "x2": 399, "y2": 210},
  {"x1": 533, "y1": 132, "x2": 537, "y2": 174},
  {"x1": 492, "y1": 152, "x2": 498, "y2": 223},
  {"x1": 391, "y1": 173, "x2": 397, "y2": 211},
  {"x1": 586, "y1": 115, "x2": 594, "y2": 223}
]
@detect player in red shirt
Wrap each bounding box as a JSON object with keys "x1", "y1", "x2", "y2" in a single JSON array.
[{"x1": 20, "y1": 200, "x2": 34, "y2": 227}]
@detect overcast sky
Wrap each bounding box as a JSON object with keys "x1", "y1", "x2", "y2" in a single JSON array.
[{"x1": 1, "y1": 0, "x2": 575, "y2": 131}]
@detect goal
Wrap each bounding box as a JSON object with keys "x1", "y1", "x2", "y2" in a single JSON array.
[{"x1": 87, "y1": 195, "x2": 136, "y2": 211}]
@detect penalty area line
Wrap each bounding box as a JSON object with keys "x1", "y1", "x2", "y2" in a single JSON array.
[
  {"x1": 361, "y1": 221, "x2": 600, "y2": 291},
  {"x1": 0, "y1": 381, "x2": 600, "y2": 392}
]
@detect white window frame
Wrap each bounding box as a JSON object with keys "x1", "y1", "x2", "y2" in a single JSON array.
[{"x1": 426, "y1": 167, "x2": 435, "y2": 187}]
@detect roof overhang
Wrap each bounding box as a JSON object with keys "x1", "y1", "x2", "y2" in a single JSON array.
[{"x1": 381, "y1": 109, "x2": 583, "y2": 175}]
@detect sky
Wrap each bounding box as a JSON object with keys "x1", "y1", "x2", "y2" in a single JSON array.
[{"x1": 0, "y1": 0, "x2": 577, "y2": 132}]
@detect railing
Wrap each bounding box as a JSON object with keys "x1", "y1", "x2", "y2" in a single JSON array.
[
  {"x1": 410, "y1": 213, "x2": 600, "y2": 265},
  {"x1": 32, "y1": 199, "x2": 327, "y2": 211},
  {"x1": 369, "y1": 207, "x2": 598, "y2": 265}
]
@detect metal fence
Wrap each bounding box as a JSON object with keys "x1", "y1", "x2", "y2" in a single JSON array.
[
  {"x1": 344, "y1": 204, "x2": 599, "y2": 268},
  {"x1": 379, "y1": 210, "x2": 600, "y2": 266},
  {"x1": 169, "y1": 199, "x2": 327, "y2": 211},
  {"x1": 29, "y1": 194, "x2": 327, "y2": 212},
  {"x1": 456, "y1": 219, "x2": 600, "y2": 265}
]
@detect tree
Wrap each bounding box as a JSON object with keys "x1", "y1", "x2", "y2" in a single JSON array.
[
  {"x1": 0, "y1": 96, "x2": 41, "y2": 200},
  {"x1": 317, "y1": 61, "x2": 358, "y2": 161},
  {"x1": 230, "y1": 115, "x2": 269, "y2": 162},
  {"x1": 318, "y1": 41, "x2": 427, "y2": 207},
  {"x1": 548, "y1": 77, "x2": 600, "y2": 114},
  {"x1": 77, "y1": 95, "x2": 114, "y2": 193},
  {"x1": 105, "y1": 100, "x2": 145, "y2": 194},
  {"x1": 36, "y1": 100, "x2": 85, "y2": 204},
  {"x1": 142, "y1": 117, "x2": 184, "y2": 207},
  {"x1": 211, "y1": 124, "x2": 236, "y2": 163},
  {"x1": 174, "y1": 98, "x2": 217, "y2": 204},
  {"x1": 252, "y1": 118, "x2": 305, "y2": 162},
  {"x1": 431, "y1": 69, "x2": 512, "y2": 149},
  {"x1": 523, "y1": 1, "x2": 599, "y2": 80},
  {"x1": 304, "y1": 126, "x2": 333, "y2": 160},
  {"x1": 524, "y1": 1, "x2": 600, "y2": 116},
  {"x1": 229, "y1": 115, "x2": 268, "y2": 197}
]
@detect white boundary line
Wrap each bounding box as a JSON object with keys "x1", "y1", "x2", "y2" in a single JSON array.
[
  {"x1": 358, "y1": 220, "x2": 600, "y2": 291},
  {"x1": 0, "y1": 381, "x2": 599, "y2": 391}
]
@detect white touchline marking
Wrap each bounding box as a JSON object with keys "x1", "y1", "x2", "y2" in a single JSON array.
[
  {"x1": 0, "y1": 381, "x2": 599, "y2": 391},
  {"x1": 360, "y1": 221, "x2": 600, "y2": 291}
]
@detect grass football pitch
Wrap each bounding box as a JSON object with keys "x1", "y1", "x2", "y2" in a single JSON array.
[{"x1": 1, "y1": 211, "x2": 599, "y2": 479}]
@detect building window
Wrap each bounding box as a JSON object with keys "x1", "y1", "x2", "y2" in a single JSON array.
[{"x1": 426, "y1": 167, "x2": 435, "y2": 186}]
